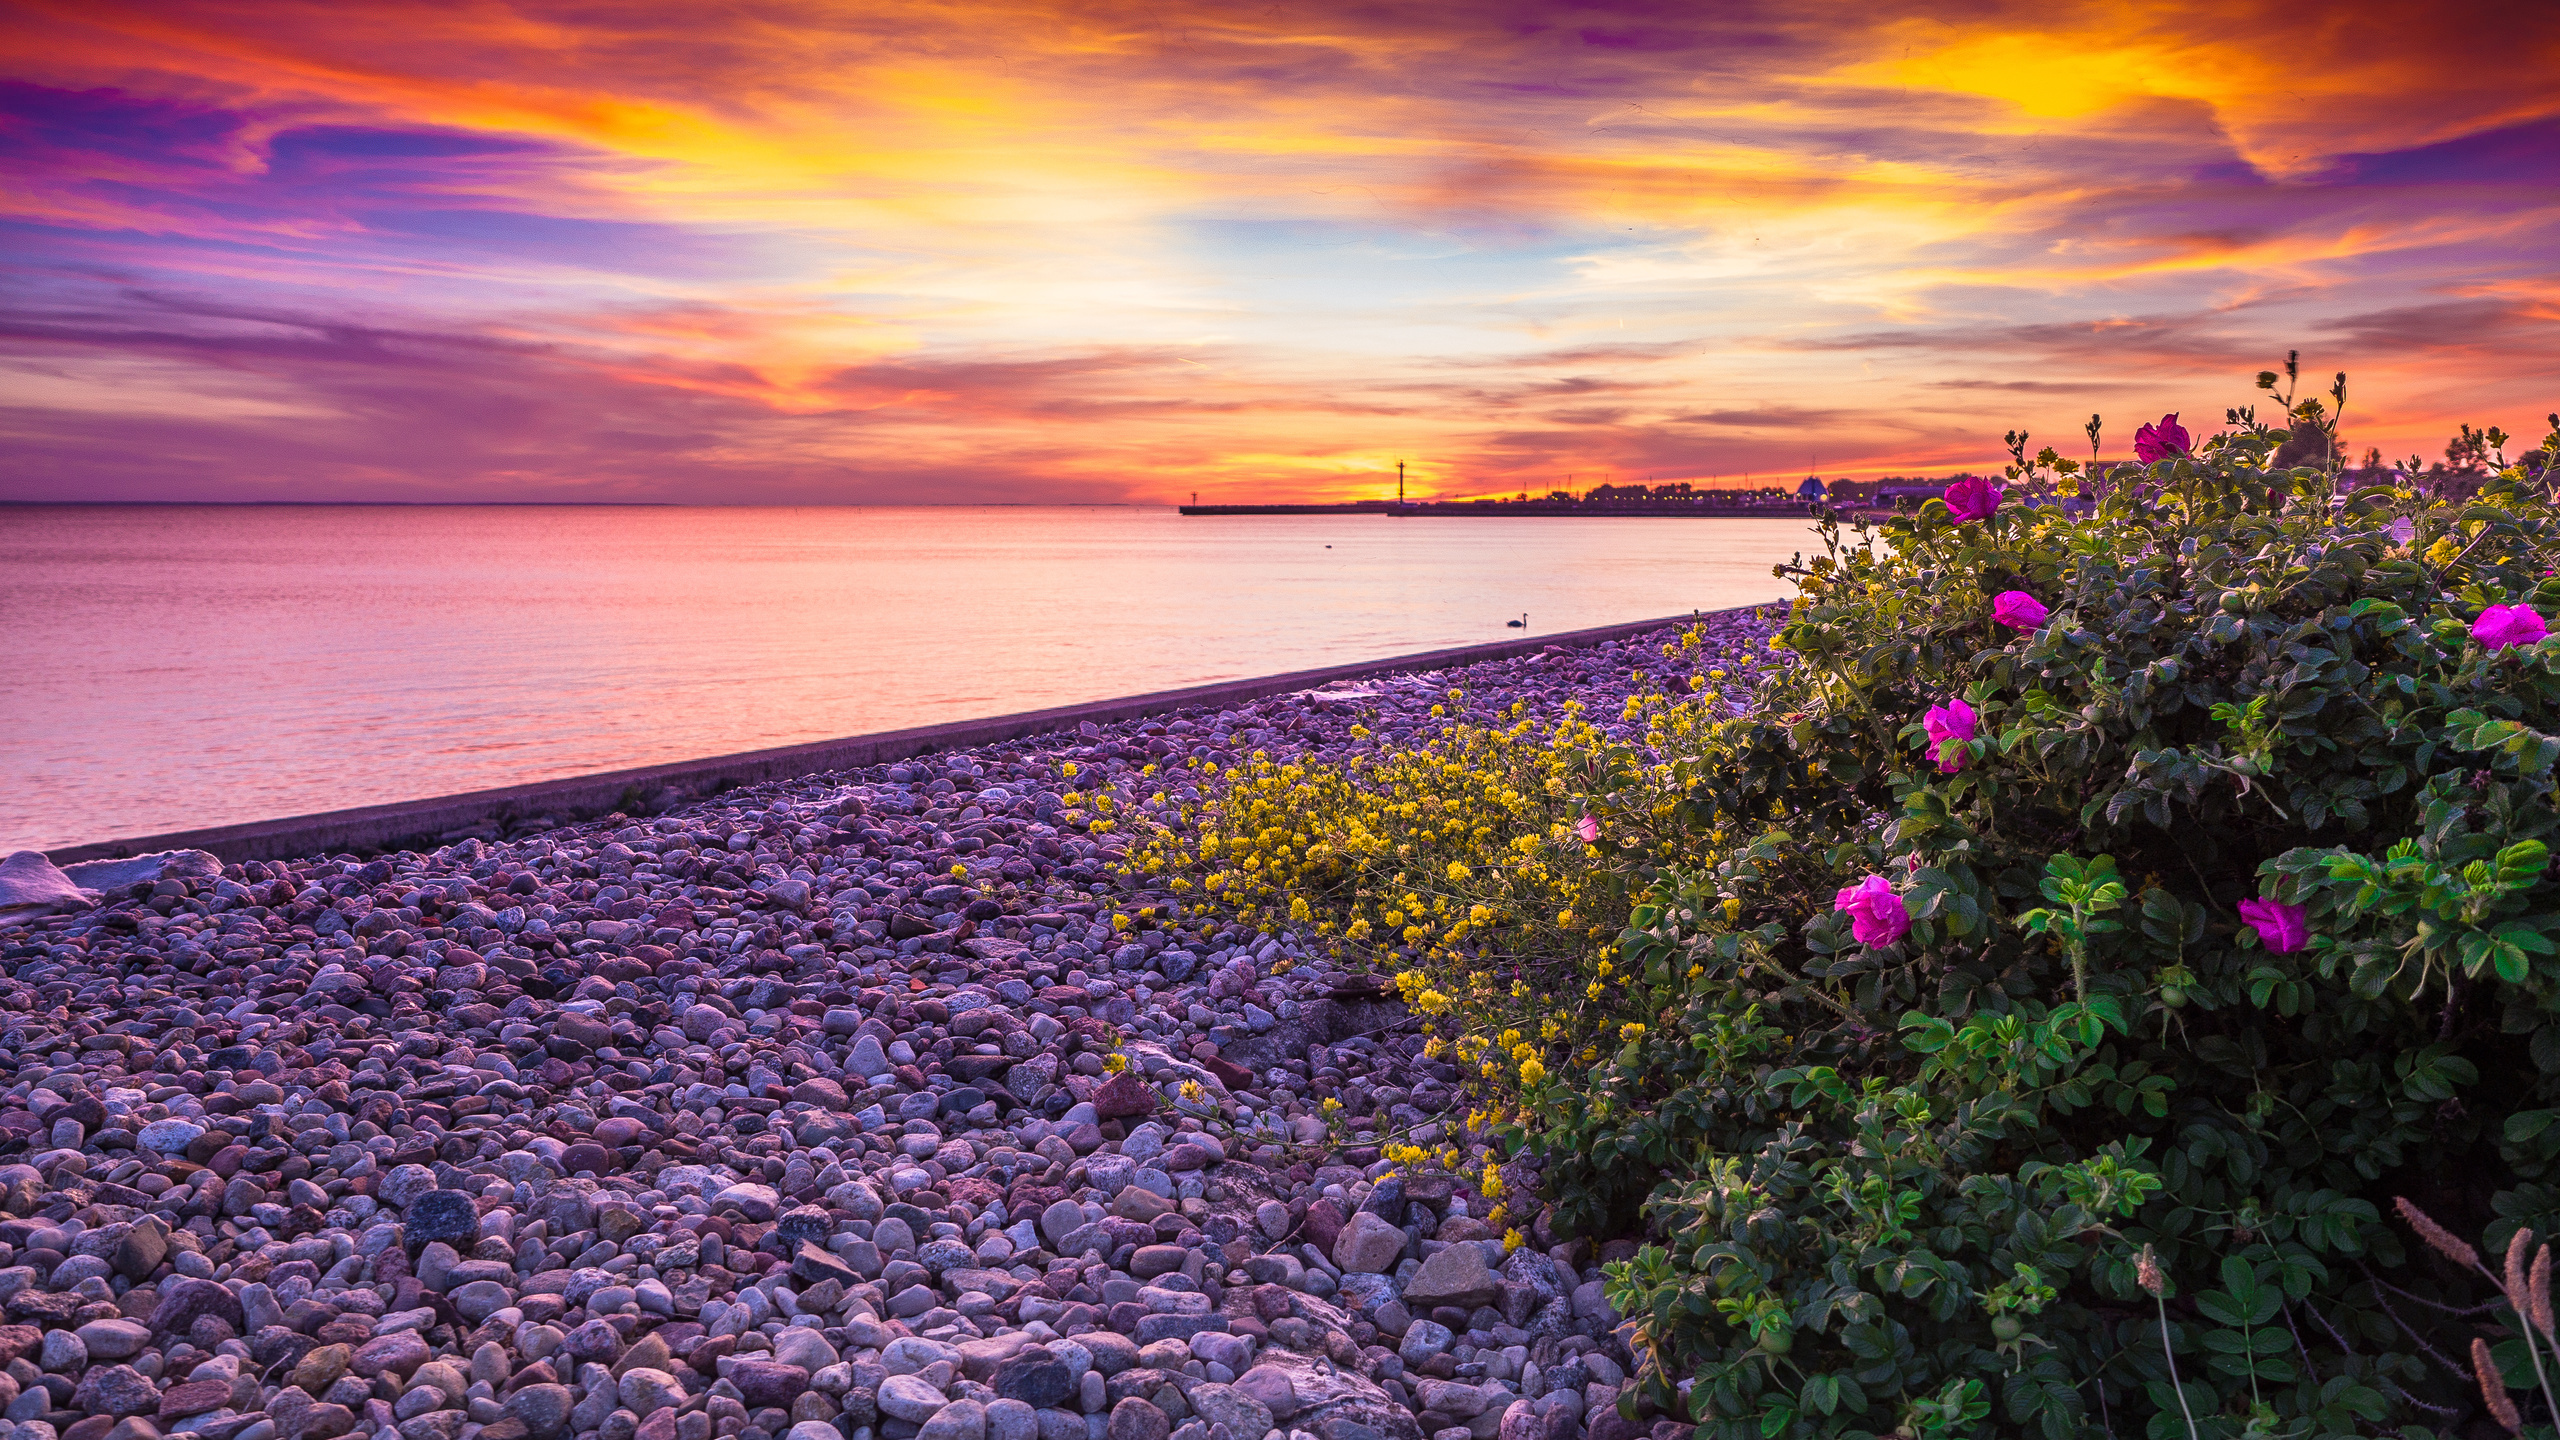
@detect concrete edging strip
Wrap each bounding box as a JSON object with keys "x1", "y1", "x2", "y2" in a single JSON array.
[{"x1": 46, "y1": 605, "x2": 1768, "y2": 866}]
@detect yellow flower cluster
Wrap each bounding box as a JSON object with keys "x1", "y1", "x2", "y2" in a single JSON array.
[
  {"x1": 1126, "y1": 704, "x2": 1629, "y2": 976},
  {"x1": 1116, "y1": 622, "x2": 1739, "y2": 1125}
]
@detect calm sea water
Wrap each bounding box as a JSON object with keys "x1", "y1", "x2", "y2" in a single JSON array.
[{"x1": 0, "y1": 506, "x2": 1814, "y2": 851}]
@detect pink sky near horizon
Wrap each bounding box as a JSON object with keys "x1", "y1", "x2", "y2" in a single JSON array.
[{"x1": 2, "y1": 0, "x2": 2556, "y2": 504}]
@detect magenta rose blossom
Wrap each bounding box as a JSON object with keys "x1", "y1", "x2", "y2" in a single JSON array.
[
  {"x1": 2238, "y1": 897, "x2": 2309, "y2": 954},
  {"x1": 1992, "y1": 591, "x2": 2050, "y2": 629},
  {"x1": 1922, "y1": 697, "x2": 1978, "y2": 773},
  {"x1": 1574, "y1": 815, "x2": 1600, "y2": 844},
  {"x1": 1834, "y1": 875, "x2": 1912, "y2": 946},
  {"x1": 1942, "y1": 476, "x2": 2002, "y2": 522},
  {"x1": 2474, "y1": 604, "x2": 2549, "y2": 651},
  {"x1": 2133, "y1": 413, "x2": 2191, "y2": 462}
]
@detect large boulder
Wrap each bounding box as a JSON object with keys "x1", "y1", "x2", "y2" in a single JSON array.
[
  {"x1": 59, "y1": 848, "x2": 219, "y2": 891},
  {"x1": 1331, "y1": 1212, "x2": 1406, "y2": 1274},
  {"x1": 0, "y1": 851, "x2": 94, "y2": 926},
  {"x1": 1403, "y1": 1244, "x2": 1500, "y2": 1309}
]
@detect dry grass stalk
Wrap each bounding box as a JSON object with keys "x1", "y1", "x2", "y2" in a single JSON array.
[
  {"x1": 2398, "y1": 1196, "x2": 2481, "y2": 1268},
  {"x1": 2478, "y1": 1336, "x2": 2524, "y2": 1435}
]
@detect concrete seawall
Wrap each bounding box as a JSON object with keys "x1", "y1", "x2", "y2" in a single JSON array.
[{"x1": 47, "y1": 606, "x2": 1764, "y2": 866}]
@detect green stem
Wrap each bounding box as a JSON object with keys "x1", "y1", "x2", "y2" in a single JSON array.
[
  {"x1": 2241, "y1": 1315, "x2": 2261, "y2": 1411},
  {"x1": 2156, "y1": 1296, "x2": 2201, "y2": 1440}
]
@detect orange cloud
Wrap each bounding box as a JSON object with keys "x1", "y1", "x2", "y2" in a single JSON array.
[{"x1": 2, "y1": 0, "x2": 2555, "y2": 501}]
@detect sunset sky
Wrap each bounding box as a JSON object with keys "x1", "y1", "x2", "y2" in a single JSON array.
[{"x1": 3, "y1": 0, "x2": 2555, "y2": 503}]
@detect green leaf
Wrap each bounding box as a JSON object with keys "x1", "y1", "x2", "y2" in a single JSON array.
[{"x1": 1801, "y1": 1375, "x2": 1839, "y2": 1417}]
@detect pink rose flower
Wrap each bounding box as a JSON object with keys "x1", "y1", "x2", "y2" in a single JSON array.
[
  {"x1": 1992, "y1": 591, "x2": 2050, "y2": 629},
  {"x1": 1942, "y1": 476, "x2": 2002, "y2": 522},
  {"x1": 1922, "y1": 697, "x2": 1978, "y2": 773},
  {"x1": 1575, "y1": 815, "x2": 1600, "y2": 844},
  {"x1": 2238, "y1": 897, "x2": 2308, "y2": 954},
  {"x1": 1834, "y1": 874, "x2": 1912, "y2": 946},
  {"x1": 2474, "y1": 604, "x2": 2549, "y2": 651},
  {"x1": 2133, "y1": 413, "x2": 2191, "y2": 462}
]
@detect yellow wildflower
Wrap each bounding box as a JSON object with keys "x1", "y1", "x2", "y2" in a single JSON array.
[{"x1": 1519, "y1": 1056, "x2": 1546, "y2": 1085}]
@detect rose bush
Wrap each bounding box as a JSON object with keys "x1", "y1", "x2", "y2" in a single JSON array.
[{"x1": 1527, "y1": 389, "x2": 2560, "y2": 1439}]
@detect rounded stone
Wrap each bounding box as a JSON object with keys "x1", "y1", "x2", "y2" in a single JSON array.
[
  {"x1": 727, "y1": 1360, "x2": 811, "y2": 1410},
  {"x1": 72, "y1": 1364, "x2": 160, "y2": 1418},
  {"x1": 352, "y1": 1331, "x2": 432, "y2": 1380},
  {"x1": 74, "y1": 1319, "x2": 150, "y2": 1360},
  {"x1": 449, "y1": 1281, "x2": 516, "y2": 1322},
  {"x1": 1236, "y1": 1366, "x2": 1298, "y2": 1421},
  {"x1": 1331, "y1": 1212, "x2": 1406, "y2": 1274},
  {"x1": 879, "y1": 1374, "x2": 949, "y2": 1423},
  {"x1": 504, "y1": 1384, "x2": 576, "y2": 1439},
  {"x1": 619, "y1": 1369, "x2": 687, "y2": 1416},
  {"x1": 406, "y1": 1190, "x2": 480, "y2": 1245},
  {"x1": 136, "y1": 1118, "x2": 206, "y2": 1155},
  {"x1": 376, "y1": 1164, "x2": 439, "y2": 1210},
  {"x1": 990, "y1": 1350, "x2": 1071, "y2": 1409},
  {"x1": 918, "y1": 1399, "x2": 986, "y2": 1440},
  {"x1": 1039, "y1": 1199, "x2": 1086, "y2": 1247},
  {"x1": 984, "y1": 1399, "x2": 1037, "y2": 1440},
  {"x1": 772, "y1": 1329, "x2": 839, "y2": 1373},
  {"x1": 1107, "y1": 1397, "x2": 1170, "y2": 1440}
]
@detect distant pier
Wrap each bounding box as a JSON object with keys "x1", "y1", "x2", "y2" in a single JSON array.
[{"x1": 1178, "y1": 498, "x2": 1823, "y2": 518}]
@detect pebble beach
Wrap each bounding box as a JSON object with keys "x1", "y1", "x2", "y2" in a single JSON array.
[{"x1": 0, "y1": 608, "x2": 1786, "y2": 1440}]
